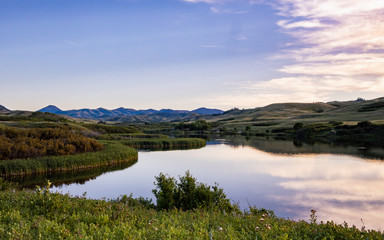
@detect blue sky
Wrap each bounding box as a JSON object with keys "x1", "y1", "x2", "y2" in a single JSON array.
[{"x1": 1, "y1": 0, "x2": 383, "y2": 111}]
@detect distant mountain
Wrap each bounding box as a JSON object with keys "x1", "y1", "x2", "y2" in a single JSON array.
[
  {"x1": 0, "y1": 105, "x2": 10, "y2": 114},
  {"x1": 36, "y1": 105, "x2": 224, "y2": 122},
  {"x1": 192, "y1": 107, "x2": 223, "y2": 115},
  {"x1": 38, "y1": 105, "x2": 63, "y2": 114}
]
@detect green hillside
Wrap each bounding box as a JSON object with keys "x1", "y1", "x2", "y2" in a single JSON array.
[{"x1": 203, "y1": 97, "x2": 384, "y2": 132}]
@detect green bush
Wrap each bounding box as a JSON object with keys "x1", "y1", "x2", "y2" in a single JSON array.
[{"x1": 152, "y1": 171, "x2": 237, "y2": 213}]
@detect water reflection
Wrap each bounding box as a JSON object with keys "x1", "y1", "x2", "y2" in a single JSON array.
[
  {"x1": 6, "y1": 160, "x2": 138, "y2": 189},
  {"x1": 222, "y1": 136, "x2": 384, "y2": 160}
]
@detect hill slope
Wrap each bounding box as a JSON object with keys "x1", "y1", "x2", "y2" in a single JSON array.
[
  {"x1": 203, "y1": 97, "x2": 384, "y2": 131},
  {"x1": 0, "y1": 105, "x2": 10, "y2": 114}
]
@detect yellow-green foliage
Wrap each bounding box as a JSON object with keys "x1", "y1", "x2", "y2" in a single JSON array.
[
  {"x1": 0, "y1": 141, "x2": 137, "y2": 176},
  {"x1": 122, "y1": 138, "x2": 206, "y2": 150},
  {"x1": 0, "y1": 185, "x2": 383, "y2": 239},
  {"x1": 0, "y1": 126, "x2": 104, "y2": 160}
]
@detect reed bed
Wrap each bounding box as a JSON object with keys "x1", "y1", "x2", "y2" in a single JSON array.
[
  {"x1": 121, "y1": 138, "x2": 206, "y2": 150},
  {"x1": 0, "y1": 141, "x2": 137, "y2": 177}
]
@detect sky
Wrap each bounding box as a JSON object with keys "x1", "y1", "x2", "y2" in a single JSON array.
[{"x1": 1, "y1": 0, "x2": 384, "y2": 111}]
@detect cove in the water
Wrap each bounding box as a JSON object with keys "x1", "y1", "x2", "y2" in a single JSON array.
[{"x1": 26, "y1": 137, "x2": 384, "y2": 230}]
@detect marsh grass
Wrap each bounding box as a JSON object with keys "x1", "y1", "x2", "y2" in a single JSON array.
[
  {"x1": 0, "y1": 141, "x2": 137, "y2": 177},
  {"x1": 121, "y1": 138, "x2": 206, "y2": 150}
]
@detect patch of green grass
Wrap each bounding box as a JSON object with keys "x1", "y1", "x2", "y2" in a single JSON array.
[
  {"x1": 97, "y1": 133, "x2": 168, "y2": 140},
  {"x1": 81, "y1": 123, "x2": 140, "y2": 134},
  {"x1": 121, "y1": 138, "x2": 206, "y2": 151},
  {"x1": 0, "y1": 141, "x2": 137, "y2": 177}
]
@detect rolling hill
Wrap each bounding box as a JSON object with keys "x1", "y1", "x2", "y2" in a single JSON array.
[{"x1": 202, "y1": 97, "x2": 384, "y2": 131}]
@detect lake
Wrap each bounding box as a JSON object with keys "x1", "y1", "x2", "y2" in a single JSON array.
[{"x1": 47, "y1": 136, "x2": 384, "y2": 230}]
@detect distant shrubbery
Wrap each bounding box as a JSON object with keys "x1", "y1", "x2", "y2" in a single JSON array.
[
  {"x1": 0, "y1": 127, "x2": 103, "y2": 160},
  {"x1": 292, "y1": 121, "x2": 384, "y2": 144},
  {"x1": 175, "y1": 120, "x2": 211, "y2": 131}
]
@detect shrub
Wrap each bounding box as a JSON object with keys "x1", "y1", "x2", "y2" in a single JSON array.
[{"x1": 152, "y1": 171, "x2": 237, "y2": 212}]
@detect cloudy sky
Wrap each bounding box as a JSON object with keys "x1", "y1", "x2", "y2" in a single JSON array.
[{"x1": 1, "y1": 0, "x2": 383, "y2": 111}]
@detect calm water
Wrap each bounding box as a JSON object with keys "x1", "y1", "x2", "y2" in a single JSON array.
[{"x1": 48, "y1": 137, "x2": 384, "y2": 230}]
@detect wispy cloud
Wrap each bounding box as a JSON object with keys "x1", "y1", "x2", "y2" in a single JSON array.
[
  {"x1": 201, "y1": 45, "x2": 220, "y2": 48},
  {"x1": 245, "y1": 0, "x2": 384, "y2": 105},
  {"x1": 235, "y1": 35, "x2": 248, "y2": 41}
]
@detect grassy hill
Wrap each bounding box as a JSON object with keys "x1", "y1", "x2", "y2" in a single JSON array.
[{"x1": 203, "y1": 97, "x2": 384, "y2": 132}]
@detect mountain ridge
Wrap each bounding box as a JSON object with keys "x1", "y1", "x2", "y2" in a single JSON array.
[{"x1": 37, "y1": 105, "x2": 224, "y2": 122}]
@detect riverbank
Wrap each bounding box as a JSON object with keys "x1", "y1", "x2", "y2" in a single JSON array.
[{"x1": 0, "y1": 184, "x2": 382, "y2": 239}]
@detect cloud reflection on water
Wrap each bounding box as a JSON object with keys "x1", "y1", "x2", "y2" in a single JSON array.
[{"x1": 222, "y1": 145, "x2": 384, "y2": 229}]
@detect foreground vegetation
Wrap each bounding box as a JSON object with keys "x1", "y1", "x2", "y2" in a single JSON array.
[{"x1": 0, "y1": 173, "x2": 382, "y2": 239}]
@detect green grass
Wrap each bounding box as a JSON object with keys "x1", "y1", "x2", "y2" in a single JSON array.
[
  {"x1": 121, "y1": 138, "x2": 206, "y2": 151},
  {"x1": 201, "y1": 97, "x2": 384, "y2": 133},
  {"x1": 0, "y1": 141, "x2": 137, "y2": 177},
  {"x1": 97, "y1": 133, "x2": 168, "y2": 140},
  {"x1": 0, "y1": 185, "x2": 382, "y2": 239}
]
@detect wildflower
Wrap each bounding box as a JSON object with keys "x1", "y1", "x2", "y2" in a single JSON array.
[
  {"x1": 255, "y1": 227, "x2": 260, "y2": 230},
  {"x1": 218, "y1": 226, "x2": 223, "y2": 231},
  {"x1": 259, "y1": 218, "x2": 265, "y2": 222}
]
